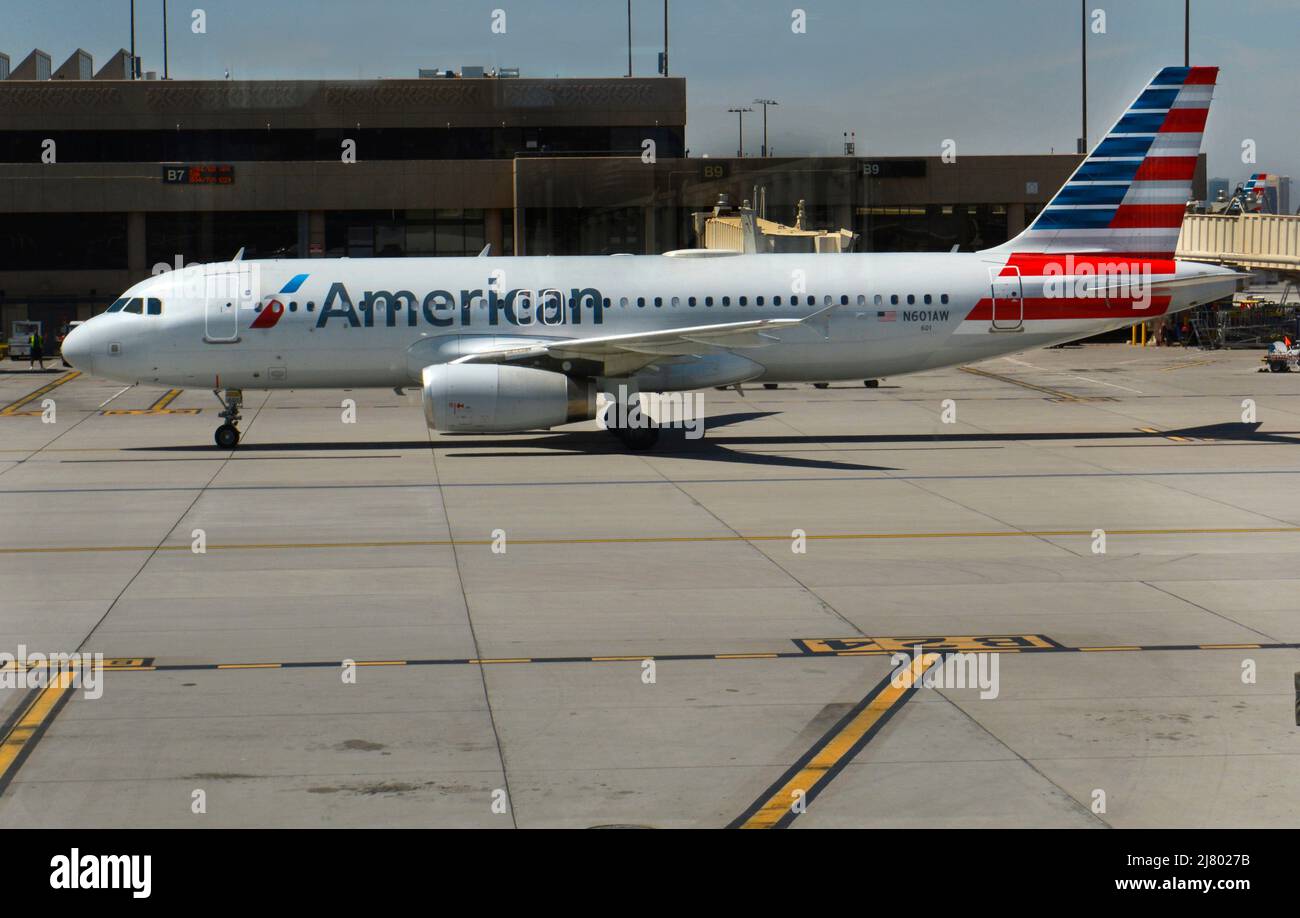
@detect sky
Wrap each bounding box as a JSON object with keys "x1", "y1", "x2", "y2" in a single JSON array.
[{"x1": 3, "y1": 0, "x2": 1298, "y2": 187}]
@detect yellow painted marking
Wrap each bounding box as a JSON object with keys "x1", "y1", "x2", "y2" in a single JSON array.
[
  {"x1": 151, "y1": 389, "x2": 181, "y2": 411},
  {"x1": 215, "y1": 663, "x2": 282, "y2": 669},
  {"x1": 103, "y1": 388, "x2": 201, "y2": 416},
  {"x1": 0, "y1": 672, "x2": 76, "y2": 782},
  {"x1": 737, "y1": 653, "x2": 942, "y2": 829},
  {"x1": 799, "y1": 634, "x2": 1055, "y2": 655},
  {"x1": 591, "y1": 656, "x2": 652, "y2": 662},
  {"x1": 1198, "y1": 643, "x2": 1261, "y2": 650},
  {"x1": 0, "y1": 371, "x2": 81, "y2": 416},
  {"x1": 3, "y1": 527, "x2": 1299, "y2": 556},
  {"x1": 959, "y1": 366, "x2": 1080, "y2": 401},
  {"x1": 714, "y1": 653, "x2": 779, "y2": 660}
]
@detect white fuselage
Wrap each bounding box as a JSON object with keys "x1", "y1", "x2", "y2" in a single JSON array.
[{"x1": 62, "y1": 251, "x2": 1239, "y2": 391}]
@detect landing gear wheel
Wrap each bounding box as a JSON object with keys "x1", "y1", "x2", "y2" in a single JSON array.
[
  {"x1": 214, "y1": 424, "x2": 240, "y2": 449},
  {"x1": 864, "y1": 379, "x2": 880, "y2": 388},
  {"x1": 616, "y1": 425, "x2": 660, "y2": 450},
  {"x1": 812, "y1": 382, "x2": 830, "y2": 389},
  {"x1": 212, "y1": 387, "x2": 245, "y2": 449},
  {"x1": 763, "y1": 383, "x2": 778, "y2": 390}
]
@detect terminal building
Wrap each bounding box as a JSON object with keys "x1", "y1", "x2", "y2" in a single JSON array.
[{"x1": 0, "y1": 48, "x2": 1206, "y2": 338}]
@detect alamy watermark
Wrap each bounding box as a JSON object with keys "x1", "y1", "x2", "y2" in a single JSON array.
[{"x1": 0, "y1": 645, "x2": 105, "y2": 699}]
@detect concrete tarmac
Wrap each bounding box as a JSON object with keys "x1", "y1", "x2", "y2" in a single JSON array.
[{"x1": 1, "y1": 343, "x2": 1298, "y2": 827}]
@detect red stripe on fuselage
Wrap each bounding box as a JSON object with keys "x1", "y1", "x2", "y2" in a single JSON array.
[
  {"x1": 964, "y1": 296, "x2": 1172, "y2": 322},
  {"x1": 998, "y1": 254, "x2": 1179, "y2": 277}
]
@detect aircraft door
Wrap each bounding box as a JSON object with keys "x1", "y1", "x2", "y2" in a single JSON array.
[
  {"x1": 204, "y1": 266, "x2": 258, "y2": 343},
  {"x1": 988, "y1": 265, "x2": 1024, "y2": 332}
]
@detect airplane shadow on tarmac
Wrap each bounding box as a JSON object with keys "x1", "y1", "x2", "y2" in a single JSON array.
[{"x1": 130, "y1": 419, "x2": 1300, "y2": 474}]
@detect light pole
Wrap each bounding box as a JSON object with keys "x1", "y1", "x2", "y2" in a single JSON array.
[
  {"x1": 163, "y1": 0, "x2": 169, "y2": 79},
  {"x1": 1079, "y1": 0, "x2": 1087, "y2": 154},
  {"x1": 627, "y1": 0, "x2": 632, "y2": 77},
  {"x1": 129, "y1": 0, "x2": 137, "y2": 80},
  {"x1": 754, "y1": 98, "x2": 778, "y2": 157},
  {"x1": 662, "y1": 0, "x2": 668, "y2": 76},
  {"x1": 728, "y1": 107, "x2": 752, "y2": 157}
]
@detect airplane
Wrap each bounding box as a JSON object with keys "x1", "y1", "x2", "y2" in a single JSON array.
[{"x1": 61, "y1": 65, "x2": 1240, "y2": 451}]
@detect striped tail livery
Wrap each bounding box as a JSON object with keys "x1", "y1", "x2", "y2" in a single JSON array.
[{"x1": 992, "y1": 66, "x2": 1217, "y2": 258}]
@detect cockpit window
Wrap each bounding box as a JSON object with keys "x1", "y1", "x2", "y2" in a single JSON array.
[
  {"x1": 123, "y1": 298, "x2": 144, "y2": 314},
  {"x1": 106, "y1": 298, "x2": 128, "y2": 313},
  {"x1": 147, "y1": 298, "x2": 163, "y2": 316}
]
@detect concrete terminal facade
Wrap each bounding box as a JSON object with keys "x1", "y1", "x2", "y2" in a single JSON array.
[{"x1": 0, "y1": 72, "x2": 1204, "y2": 338}]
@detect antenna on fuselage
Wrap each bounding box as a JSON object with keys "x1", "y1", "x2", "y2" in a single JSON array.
[
  {"x1": 231, "y1": 247, "x2": 245, "y2": 261},
  {"x1": 476, "y1": 244, "x2": 491, "y2": 257}
]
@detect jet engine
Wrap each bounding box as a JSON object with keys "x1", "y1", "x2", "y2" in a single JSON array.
[{"x1": 421, "y1": 364, "x2": 596, "y2": 432}]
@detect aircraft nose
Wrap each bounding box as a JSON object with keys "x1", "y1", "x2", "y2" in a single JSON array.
[{"x1": 61, "y1": 324, "x2": 94, "y2": 374}]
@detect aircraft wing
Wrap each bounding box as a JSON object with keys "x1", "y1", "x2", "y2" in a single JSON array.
[{"x1": 450, "y1": 316, "x2": 807, "y2": 377}]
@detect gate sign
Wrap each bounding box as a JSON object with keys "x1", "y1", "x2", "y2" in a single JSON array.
[{"x1": 163, "y1": 164, "x2": 235, "y2": 185}]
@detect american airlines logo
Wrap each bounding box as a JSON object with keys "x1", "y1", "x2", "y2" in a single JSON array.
[{"x1": 312, "y1": 282, "x2": 607, "y2": 329}]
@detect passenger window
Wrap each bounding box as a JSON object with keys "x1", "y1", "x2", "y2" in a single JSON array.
[
  {"x1": 840, "y1": 295, "x2": 849, "y2": 306},
  {"x1": 906, "y1": 295, "x2": 915, "y2": 305},
  {"x1": 941, "y1": 294, "x2": 949, "y2": 304},
  {"x1": 705, "y1": 296, "x2": 714, "y2": 306},
  {"x1": 688, "y1": 297, "x2": 696, "y2": 307},
  {"x1": 671, "y1": 297, "x2": 679, "y2": 307},
  {"x1": 722, "y1": 296, "x2": 730, "y2": 306},
  {"x1": 637, "y1": 297, "x2": 645, "y2": 307},
  {"x1": 307, "y1": 302, "x2": 315, "y2": 311},
  {"x1": 124, "y1": 298, "x2": 144, "y2": 314},
  {"x1": 289, "y1": 302, "x2": 298, "y2": 312},
  {"x1": 874, "y1": 295, "x2": 883, "y2": 305},
  {"x1": 620, "y1": 297, "x2": 629, "y2": 307},
  {"x1": 774, "y1": 295, "x2": 782, "y2": 306},
  {"x1": 106, "y1": 298, "x2": 127, "y2": 313},
  {"x1": 807, "y1": 296, "x2": 815, "y2": 306},
  {"x1": 756, "y1": 296, "x2": 764, "y2": 306},
  {"x1": 654, "y1": 297, "x2": 663, "y2": 308},
  {"x1": 923, "y1": 294, "x2": 932, "y2": 305}
]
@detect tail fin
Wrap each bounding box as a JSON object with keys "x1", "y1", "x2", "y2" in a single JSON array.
[
  {"x1": 990, "y1": 66, "x2": 1217, "y2": 257},
  {"x1": 1243, "y1": 172, "x2": 1278, "y2": 213}
]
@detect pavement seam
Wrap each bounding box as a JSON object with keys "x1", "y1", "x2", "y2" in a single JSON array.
[{"x1": 424, "y1": 429, "x2": 519, "y2": 830}]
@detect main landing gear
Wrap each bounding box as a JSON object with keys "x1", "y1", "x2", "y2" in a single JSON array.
[
  {"x1": 602, "y1": 389, "x2": 660, "y2": 451},
  {"x1": 212, "y1": 387, "x2": 244, "y2": 449}
]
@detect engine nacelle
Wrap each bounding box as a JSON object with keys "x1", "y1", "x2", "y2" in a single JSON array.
[{"x1": 421, "y1": 363, "x2": 596, "y2": 432}]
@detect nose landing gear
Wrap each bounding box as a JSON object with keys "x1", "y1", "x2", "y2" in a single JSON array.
[{"x1": 212, "y1": 387, "x2": 244, "y2": 449}]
